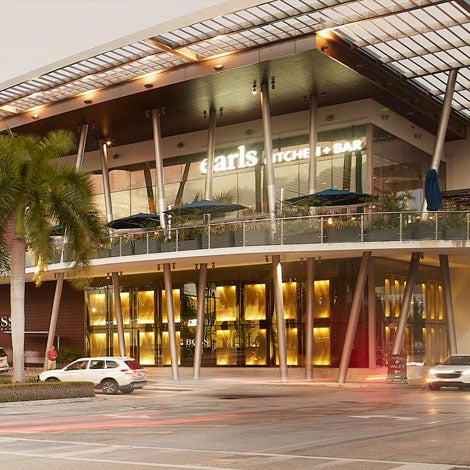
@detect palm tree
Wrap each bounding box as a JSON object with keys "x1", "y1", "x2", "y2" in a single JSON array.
[{"x1": 0, "y1": 130, "x2": 105, "y2": 382}]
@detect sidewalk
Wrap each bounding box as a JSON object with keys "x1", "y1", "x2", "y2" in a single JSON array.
[{"x1": 12, "y1": 365, "x2": 427, "y2": 389}]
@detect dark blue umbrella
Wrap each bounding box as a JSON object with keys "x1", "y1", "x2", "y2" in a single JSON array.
[
  {"x1": 166, "y1": 199, "x2": 246, "y2": 216},
  {"x1": 424, "y1": 168, "x2": 442, "y2": 211},
  {"x1": 286, "y1": 189, "x2": 371, "y2": 206},
  {"x1": 107, "y1": 213, "x2": 160, "y2": 229}
]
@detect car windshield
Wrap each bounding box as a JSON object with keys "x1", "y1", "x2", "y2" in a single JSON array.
[
  {"x1": 124, "y1": 359, "x2": 143, "y2": 370},
  {"x1": 441, "y1": 355, "x2": 470, "y2": 366}
]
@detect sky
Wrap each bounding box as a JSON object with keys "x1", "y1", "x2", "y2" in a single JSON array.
[{"x1": 0, "y1": 0, "x2": 241, "y2": 89}]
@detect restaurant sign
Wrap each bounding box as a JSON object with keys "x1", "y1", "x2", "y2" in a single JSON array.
[{"x1": 200, "y1": 139, "x2": 363, "y2": 174}]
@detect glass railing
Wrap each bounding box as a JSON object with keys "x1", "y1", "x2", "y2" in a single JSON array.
[{"x1": 33, "y1": 210, "x2": 469, "y2": 265}]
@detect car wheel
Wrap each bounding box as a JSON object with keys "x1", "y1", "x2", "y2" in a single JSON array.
[
  {"x1": 428, "y1": 383, "x2": 440, "y2": 391},
  {"x1": 120, "y1": 386, "x2": 134, "y2": 394},
  {"x1": 45, "y1": 377, "x2": 60, "y2": 382},
  {"x1": 101, "y1": 378, "x2": 119, "y2": 395}
]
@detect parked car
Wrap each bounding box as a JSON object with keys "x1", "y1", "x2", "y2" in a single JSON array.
[
  {"x1": 0, "y1": 347, "x2": 9, "y2": 371},
  {"x1": 426, "y1": 354, "x2": 470, "y2": 390},
  {"x1": 38, "y1": 356, "x2": 147, "y2": 394}
]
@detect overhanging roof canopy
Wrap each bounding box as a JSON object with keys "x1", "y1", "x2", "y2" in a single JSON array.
[{"x1": 0, "y1": 0, "x2": 468, "y2": 133}]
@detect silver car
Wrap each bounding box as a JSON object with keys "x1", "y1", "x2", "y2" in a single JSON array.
[
  {"x1": 426, "y1": 354, "x2": 470, "y2": 390},
  {"x1": 38, "y1": 356, "x2": 147, "y2": 394}
]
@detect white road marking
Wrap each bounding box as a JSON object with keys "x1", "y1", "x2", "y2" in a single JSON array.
[
  {"x1": 0, "y1": 437, "x2": 468, "y2": 469},
  {"x1": 350, "y1": 414, "x2": 418, "y2": 421}
]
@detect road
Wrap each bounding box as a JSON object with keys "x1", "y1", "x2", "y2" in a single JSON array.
[{"x1": 0, "y1": 375, "x2": 469, "y2": 469}]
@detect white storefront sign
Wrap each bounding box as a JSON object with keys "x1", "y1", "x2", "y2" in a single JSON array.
[{"x1": 200, "y1": 140, "x2": 363, "y2": 174}]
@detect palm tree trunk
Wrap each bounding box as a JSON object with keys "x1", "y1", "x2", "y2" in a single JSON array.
[{"x1": 11, "y1": 236, "x2": 26, "y2": 382}]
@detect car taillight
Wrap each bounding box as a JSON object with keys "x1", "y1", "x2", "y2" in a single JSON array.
[{"x1": 121, "y1": 369, "x2": 133, "y2": 374}]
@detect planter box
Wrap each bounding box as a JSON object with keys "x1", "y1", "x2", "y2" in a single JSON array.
[
  {"x1": 235, "y1": 229, "x2": 270, "y2": 246},
  {"x1": 134, "y1": 238, "x2": 161, "y2": 254},
  {"x1": 366, "y1": 228, "x2": 412, "y2": 242},
  {"x1": 161, "y1": 238, "x2": 202, "y2": 252},
  {"x1": 444, "y1": 227, "x2": 467, "y2": 240},
  {"x1": 411, "y1": 223, "x2": 444, "y2": 240},
  {"x1": 283, "y1": 230, "x2": 321, "y2": 244},
  {"x1": 325, "y1": 227, "x2": 362, "y2": 243},
  {"x1": 202, "y1": 231, "x2": 236, "y2": 249}
]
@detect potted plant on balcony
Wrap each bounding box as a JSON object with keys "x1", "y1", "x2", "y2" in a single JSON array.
[
  {"x1": 365, "y1": 192, "x2": 412, "y2": 241},
  {"x1": 324, "y1": 216, "x2": 363, "y2": 243}
]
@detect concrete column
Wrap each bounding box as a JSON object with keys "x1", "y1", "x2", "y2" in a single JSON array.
[
  {"x1": 112, "y1": 272, "x2": 126, "y2": 357},
  {"x1": 204, "y1": 108, "x2": 216, "y2": 201},
  {"x1": 367, "y1": 258, "x2": 377, "y2": 368},
  {"x1": 305, "y1": 257, "x2": 314, "y2": 379},
  {"x1": 44, "y1": 272, "x2": 64, "y2": 370},
  {"x1": 260, "y1": 81, "x2": 276, "y2": 222},
  {"x1": 308, "y1": 95, "x2": 318, "y2": 195},
  {"x1": 272, "y1": 255, "x2": 288, "y2": 381},
  {"x1": 75, "y1": 123, "x2": 88, "y2": 170},
  {"x1": 193, "y1": 263, "x2": 208, "y2": 379},
  {"x1": 337, "y1": 251, "x2": 372, "y2": 383},
  {"x1": 392, "y1": 252, "x2": 422, "y2": 355},
  {"x1": 163, "y1": 263, "x2": 179, "y2": 380},
  {"x1": 439, "y1": 254, "x2": 457, "y2": 354},
  {"x1": 152, "y1": 108, "x2": 167, "y2": 229},
  {"x1": 365, "y1": 124, "x2": 373, "y2": 195}
]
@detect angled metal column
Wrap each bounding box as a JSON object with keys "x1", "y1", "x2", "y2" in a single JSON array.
[
  {"x1": 338, "y1": 251, "x2": 372, "y2": 383},
  {"x1": 49, "y1": 123, "x2": 89, "y2": 363},
  {"x1": 100, "y1": 139, "x2": 126, "y2": 355},
  {"x1": 439, "y1": 254, "x2": 457, "y2": 354},
  {"x1": 260, "y1": 81, "x2": 276, "y2": 223},
  {"x1": 305, "y1": 257, "x2": 315, "y2": 379},
  {"x1": 193, "y1": 263, "x2": 208, "y2": 379},
  {"x1": 163, "y1": 263, "x2": 179, "y2": 380},
  {"x1": 421, "y1": 69, "x2": 458, "y2": 212},
  {"x1": 204, "y1": 108, "x2": 216, "y2": 201},
  {"x1": 392, "y1": 252, "x2": 422, "y2": 355},
  {"x1": 43, "y1": 272, "x2": 64, "y2": 370},
  {"x1": 367, "y1": 258, "x2": 377, "y2": 368},
  {"x1": 175, "y1": 162, "x2": 191, "y2": 206},
  {"x1": 308, "y1": 95, "x2": 318, "y2": 195},
  {"x1": 100, "y1": 139, "x2": 113, "y2": 225},
  {"x1": 144, "y1": 163, "x2": 156, "y2": 213},
  {"x1": 152, "y1": 108, "x2": 167, "y2": 229},
  {"x1": 272, "y1": 255, "x2": 288, "y2": 381}
]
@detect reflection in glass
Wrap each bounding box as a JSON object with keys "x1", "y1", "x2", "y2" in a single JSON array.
[
  {"x1": 282, "y1": 282, "x2": 297, "y2": 320},
  {"x1": 216, "y1": 329, "x2": 238, "y2": 365},
  {"x1": 137, "y1": 290, "x2": 154, "y2": 324},
  {"x1": 314, "y1": 280, "x2": 330, "y2": 319},
  {"x1": 87, "y1": 291, "x2": 107, "y2": 326},
  {"x1": 215, "y1": 285, "x2": 237, "y2": 321},
  {"x1": 162, "y1": 331, "x2": 181, "y2": 365},
  {"x1": 244, "y1": 284, "x2": 266, "y2": 320},
  {"x1": 89, "y1": 332, "x2": 106, "y2": 357},
  {"x1": 245, "y1": 325, "x2": 266, "y2": 365},
  {"x1": 162, "y1": 289, "x2": 181, "y2": 323},
  {"x1": 140, "y1": 332, "x2": 155, "y2": 365}
]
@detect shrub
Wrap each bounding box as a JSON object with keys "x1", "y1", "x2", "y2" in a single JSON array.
[
  {"x1": 57, "y1": 347, "x2": 84, "y2": 365},
  {"x1": 0, "y1": 381, "x2": 95, "y2": 402}
]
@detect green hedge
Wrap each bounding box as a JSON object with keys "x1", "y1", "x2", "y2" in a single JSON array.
[{"x1": 0, "y1": 381, "x2": 95, "y2": 402}]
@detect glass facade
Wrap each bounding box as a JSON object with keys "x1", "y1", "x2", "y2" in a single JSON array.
[{"x1": 85, "y1": 259, "x2": 447, "y2": 368}]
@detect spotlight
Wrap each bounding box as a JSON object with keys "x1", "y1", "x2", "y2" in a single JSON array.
[
  {"x1": 172, "y1": 262, "x2": 175, "y2": 269},
  {"x1": 203, "y1": 110, "x2": 207, "y2": 118},
  {"x1": 195, "y1": 264, "x2": 199, "y2": 270},
  {"x1": 271, "y1": 77, "x2": 275, "y2": 90},
  {"x1": 105, "y1": 139, "x2": 112, "y2": 146},
  {"x1": 31, "y1": 113, "x2": 39, "y2": 120},
  {"x1": 251, "y1": 80, "x2": 257, "y2": 95},
  {"x1": 212, "y1": 262, "x2": 215, "y2": 269},
  {"x1": 213, "y1": 64, "x2": 223, "y2": 72},
  {"x1": 219, "y1": 107, "x2": 223, "y2": 116},
  {"x1": 144, "y1": 83, "x2": 153, "y2": 89},
  {"x1": 84, "y1": 99, "x2": 92, "y2": 105},
  {"x1": 157, "y1": 264, "x2": 160, "y2": 271},
  {"x1": 265, "y1": 255, "x2": 269, "y2": 262}
]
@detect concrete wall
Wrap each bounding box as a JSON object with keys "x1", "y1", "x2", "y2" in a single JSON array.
[{"x1": 445, "y1": 135, "x2": 470, "y2": 190}]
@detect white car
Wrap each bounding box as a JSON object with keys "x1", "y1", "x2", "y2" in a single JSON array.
[
  {"x1": 426, "y1": 354, "x2": 470, "y2": 390},
  {"x1": 0, "y1": 347, "x2": 9, "y2": 371},
  {"x1": 38, "y1": 356, "x2": 147, "y2": 395}
]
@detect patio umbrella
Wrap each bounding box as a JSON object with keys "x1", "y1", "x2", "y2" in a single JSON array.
[
  {"x1": 166, "y1": 199, "x2": 246, "y2": 216},
  {"x1": 424, "y1": 168, "x2": 442, "y2": 211},
  {"x1": 107, "y1": 213, "x2": 160, "y2": 229},
  {"x1": 286, "y1": 189, "x2": 371, "y2": 206}
]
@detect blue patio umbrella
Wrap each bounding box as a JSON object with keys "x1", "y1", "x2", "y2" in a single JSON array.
[
  {"x1": 424, "y1": 168, "x2": 442, "y2": 211},
  {"x1": 166, "y1": 199, "x2": 246, "y2": 216},
  {"x1": 286, "y1": 189, "x2": 371, "y2": 206},
  {"x1": 107, "y1": 213, "x2": 160, "y2": 229}
]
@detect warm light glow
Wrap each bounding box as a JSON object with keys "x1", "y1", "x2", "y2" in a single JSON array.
[
  {"x1": 313, "y1": 327, "x2": 331, "y2": 365},
  {"x1": 318, "y1": 29, "x2": 334, "y2": 39},
  {"x1": 162, "y1": 289, "x2": 181, "y2": 323},
  {"x1": 244, "y1": 284, "x2": 266, "y2": 320},
  {"x1": 215, "y1": 285, "x2": 237, "y2": 321}
]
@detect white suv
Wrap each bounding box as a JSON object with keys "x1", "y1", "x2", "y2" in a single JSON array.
[
  {"x1": 38, "y1": 356, "x2": 147, "y2": 394},
  {"x1": 426, "y1": 354, "x2": 470, "y2": 390},
  {"x1": 0, "y1": 347, "x2": 9, "y2": 371}
]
